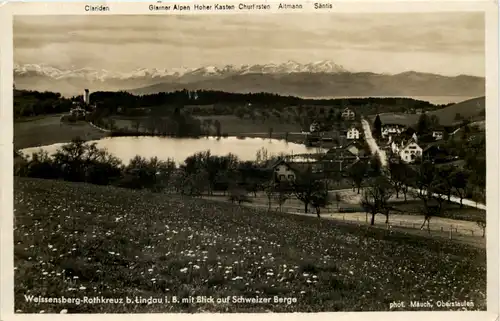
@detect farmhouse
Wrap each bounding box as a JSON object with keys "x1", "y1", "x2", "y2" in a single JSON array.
[
  {"x1": 381, "y1": 123, "x2": 406, "y2": 138},
  {"x1": 266, "y1": 159, "x2": 322, "y2": 183},
  {"x1": 344, "y1": 140, "x2": 368, "y2": 157},
  {"x1": 309, "y1": 121, "x2": 321, "y2": 133},
  {"x1": 399, "y1": 140, "x2": 423, "y2": 163},
  {"x1": 346, "y1": 127, "x2": 361, "y2": 140},
  {"x1": 321, "y1": 146, "x2": 360, "y2": 172},
  {"x1": 267, "y1": 159, "x2": 297, "y2": 182},
  {"x1": 423, "y1": 144, "x2": 456, "y2": 163},
  {"x1": 432, "y1": 128, "x2": 445, "y2": 141},
  {"x1": 341, "y1": 108, "x2": 355, "y2": 120},
  {"x1": 70, "y1": 107, "x2": 87, "y2": 117}
]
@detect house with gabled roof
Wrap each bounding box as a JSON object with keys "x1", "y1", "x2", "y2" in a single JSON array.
[
  {"x1": 344, "y1": 140, "x2": 367, "y2": 158},
  {"x1": 399, "y1": 139, "x2": 423, "y2": 163},
  {"x1": 381, "y1": 123, "x2": 406, "y2": 138},
  {"x1": 321, "y1": 146, "x2": 360, "y2": 173},
  {"x1": 265, "y1": 158, "x2": 322, "y2": 183},
  {"x1": 346, "y1": 126, "x2": 361, "y2": 140},
  {"x1": 431, "y1": 126, "x2": 446, "y2": 141},
  {"x1": 341, "y1": 107, "x2": 355, "y2": 121}
]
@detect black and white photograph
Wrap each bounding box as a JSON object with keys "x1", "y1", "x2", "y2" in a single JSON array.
[{"x1": 4, "y1": 6, "x2": 497, "y2": 315}]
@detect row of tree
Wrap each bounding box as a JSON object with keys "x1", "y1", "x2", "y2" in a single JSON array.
[
  {"x1": 15, "y1": 135, "x2": 485, "y2": 234},
  {"x1": 14, "y1": 88, "x2": 443, "y2": 120}
]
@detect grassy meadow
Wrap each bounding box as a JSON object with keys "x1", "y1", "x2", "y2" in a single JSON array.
[
  {"x1": 14, "y1": 115, "x2": 107, "y2": 150},
  {"x1": 14, "y1": 178, "x2": 486, "y2": 313},
  {"x1": 371, "y1": 96, "x2": 485, "y2": 127}
]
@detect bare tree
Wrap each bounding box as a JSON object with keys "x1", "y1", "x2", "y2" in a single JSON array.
[
  {"x1": 476, "y1": 217, "x2": 486, "y2": 238},
  {"x1": 274, "y1": 182, "x2": 292, "y2": 212},
  {"x1": 348, "y1": 161, "x2": 368, "y2": 194},
  {"x1": 360, "y1": 176, "x2": 394, "y2": 225},
  {"x1": 452, "y1": 169, "x2": 470, "y2": 208},
  {"x1": 310, "y1": 189, "x2": 330, "y2": 218},
  {"x1": 334, "y1": 192, "x2": 343, "y2": 210},
  {"x1": 292, "y1": 166, "x2": 327, "y2": 216},
  {"x1": 263, "y1": 181, "x2": 276, "y2": 212},
  {"x1": 228, "y1": 184, "x2": 251, "y2": 205},
  {"x1": 132, "y1": 119, "x2": 142, "y2": 133},
  {"x1": 413, "y1": 161, "x2": 446, "y2": 233}
]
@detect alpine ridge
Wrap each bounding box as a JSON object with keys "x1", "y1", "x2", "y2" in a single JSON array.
[{"x1": 13, "y1": 61, "x2": 484, "y2": 99}]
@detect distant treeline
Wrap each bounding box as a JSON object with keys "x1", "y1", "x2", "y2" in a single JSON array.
[
  {"x1": 14, "y1": 88, "x2": 447, "y2": 119},
  {"x1": 14, "y1": 90, "x2": 74, "y2": 118},
  {"x1": 89, "y1": 90, "x2": 442, "y2": 114}
]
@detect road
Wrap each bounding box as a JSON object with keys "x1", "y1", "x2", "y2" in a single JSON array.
[
  {"x1": 361, "y1": 117, "x2": 486, "y2": 210},
  {"x1": 204, "y1": 196, "x2": 485, "y2": 248},
  {"x1": 360, "y1": 118, "x2": 388, "y2": 167}
]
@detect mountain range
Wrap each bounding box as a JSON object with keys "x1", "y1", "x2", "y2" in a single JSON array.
[{"x1": 13, "y1": 60, "x2": 485, "y2": 98}]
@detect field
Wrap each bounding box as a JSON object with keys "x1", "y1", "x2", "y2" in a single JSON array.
[
  {"x1": 108, "y1": 115, "x2": 301, "y2": 135},
  {"x1": 195, "y1": 115, "x2": 301, "y2": 135},
  {"x1": 14, "y1": 178, "x2": 486, "y2": 313},
  {"x1": 203, "y1": 189, "x2": 486, "y2": 244},
  {"x1": 14, "y1": 115, "x2": 107, "y2": 150},
  {"x1": 370, "y1": 96, "x2": 485, "y2": 127}
]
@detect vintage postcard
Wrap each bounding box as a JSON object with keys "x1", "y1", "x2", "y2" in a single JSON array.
[{"x1": 0, "y1": 1, "x2": 498, "y2": 320}]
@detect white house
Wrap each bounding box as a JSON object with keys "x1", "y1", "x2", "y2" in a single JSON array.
[
  {"x1": 269, "y1": 159, "x2": 297, "y2": 182},
  {"x1": 309, "y1": 121, "x2": 320, "y2": 133},
  {"x1": 381, "y1": 124, "x2": 405, "y2": 138},
  {"x1": 432, "y1": 130, "x2": 444, "y2": 140},
  {"x1": 341, "y1": 108, "x2": 355, "y2": 120},
  {"x1": 399, "y1": 141, "x2": 423, "y2": 163},
  {"x1": 346, "y1": 127, "x2": 360, "y2": 140}
]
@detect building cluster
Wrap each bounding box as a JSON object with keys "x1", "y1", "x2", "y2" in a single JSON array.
[
  {"x1": 267, "y1": 109, "x2": 459, "y2": 184},
  {"x1": 69, "y1": 88, "x2": 96, "y2": 117},
  {"x1": 270, "y1": 107, "x2": 369, "y2": 183},
  {"x1": 381, "y1": 123, "x2": 452, "y2": 164},
  {"x1": 307, "y1": 107, "x2": 362, "y2": 147}
]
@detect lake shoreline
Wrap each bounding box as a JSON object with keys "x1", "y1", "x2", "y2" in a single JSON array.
[
  {"x1": 14, "y1": 115, "x2": 311, "y2": 151},
  {"x1": 17, "y1": 128, "x2": 323, "y2": 166}
]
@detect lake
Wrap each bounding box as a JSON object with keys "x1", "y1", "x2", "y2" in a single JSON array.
[
  {"x1": 19, "y1": 136, "x2": 323, "y2": 165},
  {"x1": 303, "y1": 96, "x2": 478, "y2": 105}
]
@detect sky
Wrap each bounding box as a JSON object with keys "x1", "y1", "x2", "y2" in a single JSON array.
[{"x1": 14, "y1": 13, "x2": 485, "y2": 77}]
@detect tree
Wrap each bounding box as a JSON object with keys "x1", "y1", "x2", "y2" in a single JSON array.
[
  {"x1": 368, "y1": 154, "x2": 382, "y2": 178},
  {"x1": 132, "y1": 119, "x2": 142, "y2": 133},
  {"x1": 413, "y1": 161, "x2": 446, "y2": 233},
  {"x1": 348, "y1": 161, "x2": 368, "y2": 194},
  {"x1": 274, "y1": 182, "x2": 292, "y2": 212},
  {"x1": 334, "y1": 192, "x2": 343, "y2": 210},
  {"x1": 214, "y1": 120, "x2": 222, "y2": 137},
  {"x1": 452, "y1": 170, "x2": 470, "y2": 208},
  {"x1": 234, "y1": 106, "x2": 246, "y2": 119},
  {"x1": 388, "y1": 161, "x2": 405, "y2": 199},
  {"x1": 428, "y1": 115, "x2": 440, "y2": 128},
  {"x1": 454, "y1": 113, "x2": 463, "y2": 122},
  {"x1": 310, "y1": 189, "x2": 330, "y2": 218},
  {"x1": 476, "y1": 217, "x2": 486, "y2": 238},
  {"x1": 417, "y1": 113, "x2": 430, "y2": 135},
  {"x1": 437, "y1": 165, "x2": 456, "y2": 202},
  {"x1": 292, "y1": 167, "x2": 327, "y2": 216},
  {"x1": 360, "y1": 176, "x2": 394, "y2": 225},
  {"x1": 228, "y1": 185, "x2": 251, "y2": 205},
  {"x1": 373, "y1": 115, "x2": 382, "y2": 139},
  {"x1": 255, "y1": 147, "x2": 270, "y2": 166}
]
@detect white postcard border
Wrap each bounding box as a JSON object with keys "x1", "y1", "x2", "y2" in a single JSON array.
[{"x1": 0, "y1": 1, "x2": 498, "y2": 321}]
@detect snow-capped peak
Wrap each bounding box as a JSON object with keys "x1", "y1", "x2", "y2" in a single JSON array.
[{"x1": 13, "y1": 60, "x2": 348, "y2": 82}]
